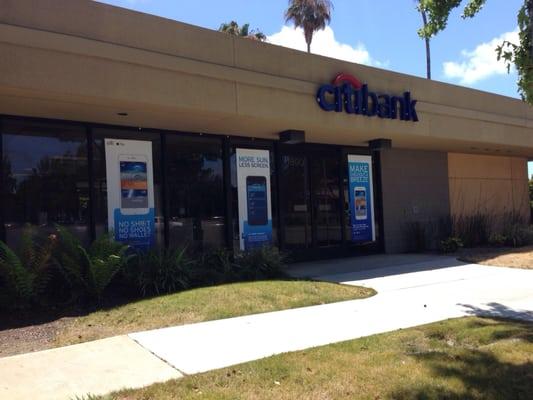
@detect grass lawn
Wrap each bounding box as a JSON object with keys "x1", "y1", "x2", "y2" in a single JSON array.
[
  {"x1": 459, "y1": 246, "x2": 533, "y2": 269},
  {"x1": 95, "y1": 317, "x2": 533, "y2": 400},
  {"x1": 0, "y1": 280, "x2": 375, "y2": 356}
]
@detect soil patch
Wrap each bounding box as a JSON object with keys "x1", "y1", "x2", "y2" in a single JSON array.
[
  {"x1": 458, "y1": 246, "x2": 533, "y2": 269},
  {"x1": 0, "y1": 317, "x2": 73, "y2": 357}
]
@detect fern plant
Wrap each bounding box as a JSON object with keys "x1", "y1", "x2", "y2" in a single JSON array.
[
  {"x1": 54, "y1": 227, "x2": 133, "y2": 304},
  {"x1": 235, "y1": 246, "x2": 287, "y2": 280},
  {"x1": 134, "y1": 247, "x2": 192, "y2": 296},
  {"x1": 0, "y1": 226, "x2": 56, "y2": 309},
  {"x1": 190, "y1": 247, "x2": 239, "y2": 286}
]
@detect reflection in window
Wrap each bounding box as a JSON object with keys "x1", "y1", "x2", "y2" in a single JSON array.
[
  {"x1": 166, "y1": 135, "x2": 224, "y2": 250},
  {"x1": 2, "y1": 120, "x2": 89, "y2": 245}
]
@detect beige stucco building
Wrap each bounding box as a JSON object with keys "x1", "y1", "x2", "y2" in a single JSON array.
[{"x1": 0, "y1": 0, "x2": 531, "y2": 256}]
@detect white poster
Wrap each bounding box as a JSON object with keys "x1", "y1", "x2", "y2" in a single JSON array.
[
  {"x1": 105, "y1": 138, "x2": 155, "y2": 248},
  {"x1": 236, "y1": 148, "x2": 273, "y2": 250}
]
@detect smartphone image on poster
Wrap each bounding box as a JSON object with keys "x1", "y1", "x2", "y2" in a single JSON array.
[
  {"x1": 354, "y1": 187, "x2": 367, "y2": 220},
  {"x1": 246, "y1": 176, "x2": 268, "y2": 226},
  {"x1": 119, "y1": 155, "x2": 149, "y2": 214}
]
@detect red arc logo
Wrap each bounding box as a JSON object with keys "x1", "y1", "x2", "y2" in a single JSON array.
[{"x1": 332, "y1": 73, "x2": 362, "y2": 89}]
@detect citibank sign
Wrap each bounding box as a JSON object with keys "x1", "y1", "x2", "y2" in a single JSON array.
[{"x1": 316, "y1": 73, "x2": 419, "y2": 122}]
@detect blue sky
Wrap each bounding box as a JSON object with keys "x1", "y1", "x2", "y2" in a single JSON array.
[
  {"x1": 98, "y1": 0, "x2": 522, "y2": 97},
  {"x1": 97, "y1": 0, "x2": 531, "y2": 175}
]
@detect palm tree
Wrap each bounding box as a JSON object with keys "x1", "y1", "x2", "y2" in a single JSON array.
[
  {"x1": 219, "y1": 21, "x2": 266, "y2": 41},
  {"x1": 417, "y1": 1, "x2": 432, "y2": 79},
  {"x1": 285, "y1": 0, "x2": 333, "y2": 53}
]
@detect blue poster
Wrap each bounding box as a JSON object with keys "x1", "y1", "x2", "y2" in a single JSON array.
[
  {"x1": 114, "y1": 208, "x2": 155, "y2": 248},
  {"x1": 236, "y1": 149, "x2": 273, "y2": 251},
  {"x1": 348, "y1": 155, "x2": 375, "y2": 242}
]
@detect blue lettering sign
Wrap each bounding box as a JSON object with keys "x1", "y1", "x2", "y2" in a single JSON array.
[{"x1": 316, "y1": 73, "x2": 418, "y2": 122}]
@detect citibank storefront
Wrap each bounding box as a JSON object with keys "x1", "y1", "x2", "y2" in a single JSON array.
[
  {"x1": 0, "y1": 115, "x2": 382, "y2": 260},
  {"x1": 1, "y1": 0, "x2": 532, "y2": 258}
]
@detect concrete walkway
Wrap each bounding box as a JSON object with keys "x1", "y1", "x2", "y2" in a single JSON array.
[
  {"x1": 130, "y1": 257, "x2": 533, "y2": 374},
  {"x1": 1, "y1": 255, "x2": 532, "y2": 399},
  {"x1": 0, "y1": 335, "x2": 181, "y2": 399}
]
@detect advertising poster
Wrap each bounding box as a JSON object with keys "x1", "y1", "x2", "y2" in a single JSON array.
[
  {"x1": 105, "y1": 138, "x2": 155, "y2": 248},
  {"x1": 236, "y1": 148, "x2": 273, "y2": 250},
  {"x1": 348, "y1": 155, "x2": 375, "y2": 242}
]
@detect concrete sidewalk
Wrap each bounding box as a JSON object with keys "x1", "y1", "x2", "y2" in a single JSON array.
[
  {"x1": 0, "y1": 335, "x2": 181, "y2": 400},
  {"x1": 130, "y1": 258, "x2": 533, "y2": 374},
  {"x1": 1, "y1": 255, "x2": 532, "y2": 399}
]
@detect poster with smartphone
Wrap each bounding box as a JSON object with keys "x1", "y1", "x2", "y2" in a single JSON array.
[
  {"x1": 236, "y1": 148, "x2": 272, "y2": 250},
  {"x1": 105, "y1": 139, "x2": 155, "y2": 248},
  {"x1": 348, "y1": 155, "x2": 375, "y2": 242}
]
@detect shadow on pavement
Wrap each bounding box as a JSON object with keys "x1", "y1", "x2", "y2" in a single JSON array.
[
  {"x1": 458, "y1": 302, "x2": 533, "y2": 322},
  {"x1": 288, "y1": 253, "x2": 467, "y2": 281}
]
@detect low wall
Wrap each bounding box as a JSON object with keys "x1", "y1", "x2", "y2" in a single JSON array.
[
  {"x1": 380, "y1": 148, "x2": 451, "y2": 253},
  {"x1": 448, "y1": 153, "x2": 529, "y2": 222}
]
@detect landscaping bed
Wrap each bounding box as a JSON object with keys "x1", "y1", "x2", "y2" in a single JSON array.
[
  {"x1": 459, "y1": 246, "x2": 533, "y2": 269},
  {"x1": 97, "y1": 317, "x2": 533, "y2": 400},
  {"x1": 0, "y1": 280, "x2": 375, "y2": 357}
]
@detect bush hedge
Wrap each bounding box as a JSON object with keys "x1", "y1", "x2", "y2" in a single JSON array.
[
  {"x1": 0, "y1": 225, "x2": 287, "y2": 311},
  {"x1": 404, "y1": 211, "x2": 533, "y2": 253}
]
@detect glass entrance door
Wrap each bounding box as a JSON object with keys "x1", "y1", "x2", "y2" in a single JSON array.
[
  {"x1": 280, "y1": 153, "x2": 311, "y2": 249},
  {"x1": 309, "y1": 155, "x2": 342, "y2": 247},
  {"x1": 279, "y1": 148, "x2": 342, "y2": 250}
]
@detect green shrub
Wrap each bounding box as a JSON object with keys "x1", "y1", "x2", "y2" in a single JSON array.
[
  {"x1": 54, "y1": 227, "x2": 132, "y2": 304},
  {"x1": 452, "y1": 213, "x2": 492, "y2": 247},
  {"x1": 439, "y1": 237, "x2": 464, "y2": 253},
  {"x1": 0, "y1": 226, "x2": 56, "y2": 310},
  {"x1": 234, "y1": 246, "x2": 287, "y2": 280},
  {"x1": 502, "y1": 224, "x2": 533, "y2": 247},
  {"x1": 189, "y1": 247, "x2": 238, "y2": 286},
  {"x1": 488, "y1": 233, "x2": 507, "y2": 247},
  {"x1": 185, "y1": 246, "x2": 287, "y2": 287},
  {"x1": 133, "y1": 247, "x2": 192, "y2": 296}
]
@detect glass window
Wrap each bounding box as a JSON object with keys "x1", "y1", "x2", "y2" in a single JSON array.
[
  {"x1": 2, "y1": 119, "x2": 89, "y2": 246},
  {"x1": 92, "y1": 128, "x2": 164, "y2": 247},
  {"x1": 166, "y1": 134, "x2": 225, "y2": 251}
]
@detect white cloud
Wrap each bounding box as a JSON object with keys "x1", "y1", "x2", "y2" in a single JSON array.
[
  {"x1": 267, "y1": 25, "x2": 387, "y2": 67},
  {"x1": 443, "y1": 29, "x2": 518, "y2": 85}
]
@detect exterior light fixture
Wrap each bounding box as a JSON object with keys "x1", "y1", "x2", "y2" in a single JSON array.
[{"x1": 279, "y1": 130, "x2": 305, "y2": 144}]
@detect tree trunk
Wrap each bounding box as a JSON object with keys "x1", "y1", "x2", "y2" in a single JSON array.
[
  {"x1": 528, "y1": 0, "x2": 533, "y2": 61},
  {"x1": 421, "y1": 9, "x2": 431, "y2": 80},
  {"x1": 304, "y1": 28, "x2": 312, "y2": 53}
]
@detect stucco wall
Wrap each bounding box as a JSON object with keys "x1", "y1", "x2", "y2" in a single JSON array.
[
  {"x1": 448, "y1": 153, "x2": 529, "y2": 221},
  {"x1": 380, "y1": 149, "x2": 451, "y2": 253}
]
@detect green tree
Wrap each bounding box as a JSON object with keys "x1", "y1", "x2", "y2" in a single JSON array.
[
  {"x1": 218, "y1": 21, "x2": 266, "y2": 41},
  {"x1": 285, "y1": 0, "x2": 333, "y2": 53},
  {"x1": 417, "y1": 0, "x2": 533, "y2": 103}
]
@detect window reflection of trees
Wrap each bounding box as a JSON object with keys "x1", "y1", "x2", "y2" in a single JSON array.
[
  {"x1": 167, "y1": 137, "x2": 225, "y2": 250},
  {"x1": 3, "y1": 127, "x2": 89, "y2": 245}
]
